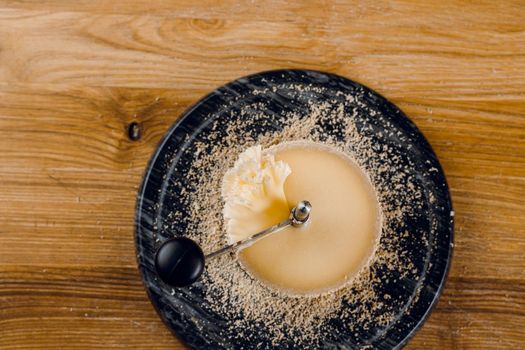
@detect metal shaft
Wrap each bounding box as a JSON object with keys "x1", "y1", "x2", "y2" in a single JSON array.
[{"x1": 205, "y1": 200, "x2": 311, "y2": 260}]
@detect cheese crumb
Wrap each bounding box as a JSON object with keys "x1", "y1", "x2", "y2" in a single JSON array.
[{"x1": 222, "y1": 145, "x2": 291, "y2": 243}]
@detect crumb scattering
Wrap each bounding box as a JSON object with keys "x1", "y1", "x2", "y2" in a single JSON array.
[{"x1": 157, "y1": 82, "x2": 434, "y2": 348}]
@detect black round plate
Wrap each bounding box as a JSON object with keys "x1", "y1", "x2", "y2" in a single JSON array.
[{"x1": 135, "y1": 70, "x2": 453, "y2": 349}]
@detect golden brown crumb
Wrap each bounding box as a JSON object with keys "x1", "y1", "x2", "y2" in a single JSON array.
[{"x1": 159, "y1": 83, "x2": 427, "y2": 347}]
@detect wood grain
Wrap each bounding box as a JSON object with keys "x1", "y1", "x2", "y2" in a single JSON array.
[{"x1": 0, "y1": 1, "x2": 524, "y2": 349}]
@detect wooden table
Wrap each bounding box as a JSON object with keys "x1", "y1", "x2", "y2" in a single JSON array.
[{"x1": 1, "y1": 1, "x2": 524, "y2": 348}]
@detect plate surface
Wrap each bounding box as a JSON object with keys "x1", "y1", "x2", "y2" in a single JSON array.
[{"x1": 135, "y1": 69, "x2": 453, "y2": 349}]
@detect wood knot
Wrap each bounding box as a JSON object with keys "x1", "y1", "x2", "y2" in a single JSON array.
[
  {"x1": 127, "y1": 121, "x2": 142, "y2": 141},
  {"x1": 190, "y1": 18, "x2": 224, "y2": 33}
]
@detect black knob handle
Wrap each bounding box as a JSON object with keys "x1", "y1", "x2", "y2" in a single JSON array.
[{"x1": 155, "y1": 237, "x2": 205, "y2": 287}]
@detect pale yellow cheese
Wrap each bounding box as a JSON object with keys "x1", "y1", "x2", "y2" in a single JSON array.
[{"x1": 222, "y1": 142, "x2": 380, "y2": 295}]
